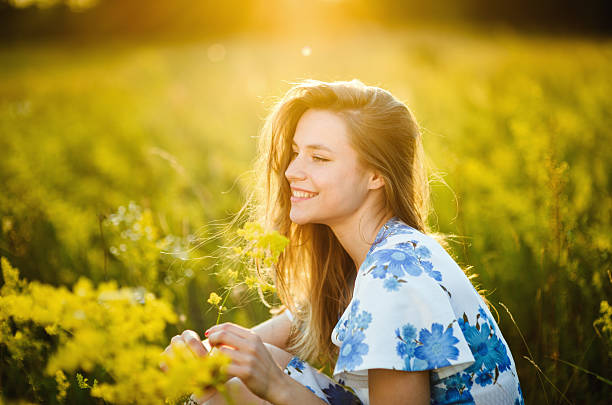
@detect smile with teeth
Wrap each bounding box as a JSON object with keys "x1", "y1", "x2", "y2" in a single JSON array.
[{"x1": 291, "y1": 190, "x2": 318, "y2": 200}]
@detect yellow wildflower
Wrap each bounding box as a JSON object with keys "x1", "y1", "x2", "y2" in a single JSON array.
[
  {"x1": 55, "y1": 370, "x2": 69, "y2": 401},
  {"x1": 207, "y1": 292, "x2": 222, "y2": 306}
]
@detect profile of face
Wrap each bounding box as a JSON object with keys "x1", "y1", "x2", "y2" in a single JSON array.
[{"x1": 284, "y1": 109, "x2": 384, "y2": 227}]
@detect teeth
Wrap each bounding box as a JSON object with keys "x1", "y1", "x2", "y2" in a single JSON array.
[{"x1": 293, "y1": 190, "x2": 317, "y2": 198}]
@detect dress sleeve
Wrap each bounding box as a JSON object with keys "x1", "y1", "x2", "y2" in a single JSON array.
[{"x1": 332, "y1": 245, "x2": 475, "y2": 380}]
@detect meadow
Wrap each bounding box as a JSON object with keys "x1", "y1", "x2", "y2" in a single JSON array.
[{"x1": 1, "y1": 26, "x2": 611, "y2": 403}]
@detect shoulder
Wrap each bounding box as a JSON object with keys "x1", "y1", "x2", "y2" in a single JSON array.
[
  {"x1": 368, "y1": 218, "x2": 447, "y2": 260},
  {"x1": 361, "y1": 219, "x2": 477, "y2": 301},
  {"x1": 360, "y1": 219, "x2": 452, "y2": 288}
]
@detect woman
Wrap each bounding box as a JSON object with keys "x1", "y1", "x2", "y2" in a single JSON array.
[{"x1": 165, "y1": 79, "x2": 524, "y2": 405}]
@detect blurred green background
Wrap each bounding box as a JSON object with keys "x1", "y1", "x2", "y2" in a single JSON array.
[{"x1": 1, "y1": 0, "x2": 611, "y2": 403}]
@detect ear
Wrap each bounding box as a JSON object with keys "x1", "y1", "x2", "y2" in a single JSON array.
[{"x1": 367, "y1": 170, "x2": 385, "y2": 190}]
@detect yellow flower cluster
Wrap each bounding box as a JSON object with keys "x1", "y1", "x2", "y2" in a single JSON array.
[
  {"x1": 0, "y1": 257, "x2": 230, "y2": 404},
  {"x1": 235, "y1": 222, "x2": 289, "y2": 270},
  {"x1": 594, "y1": 300, "x2": 612, "y2": 358},
  {"x1": 54, "y1": 371, "x2": 69, "y2": 402},
  {"x1": 233, "y1": 222, "x2": 288, "y2": 293}
]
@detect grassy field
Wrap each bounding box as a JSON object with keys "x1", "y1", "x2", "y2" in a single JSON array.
[{"x1": 1, "y1": 27, "x2": 611, "y2": 403}]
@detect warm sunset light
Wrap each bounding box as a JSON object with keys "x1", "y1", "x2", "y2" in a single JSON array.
[
  {"x1": 0, "y1": 0, "x2": 610, "y2": 404},
  {"x1": 301, "y1": 46, "x2": 312, "y2": 56}
]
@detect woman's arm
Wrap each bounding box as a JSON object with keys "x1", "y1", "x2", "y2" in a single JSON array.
[
  {"x1": 249, "y1": 309, "x2": 293, "y2": 350},
  {"x1": 368, "y1": 368, "x2": 430, "y2": 405}
]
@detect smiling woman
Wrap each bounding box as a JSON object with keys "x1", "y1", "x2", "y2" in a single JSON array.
[{"x1": 164, "y1": 79, "x2": 524, "y2": 405}]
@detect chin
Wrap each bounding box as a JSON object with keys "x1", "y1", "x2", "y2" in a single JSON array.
[
  {"x1": 290, "y1": 213, "x2": 330, "y2": 228},
  {"x1": 289, "y1": 214, "x2": 309, "y2": 225},
  {"x1": 289, "y1": 209, "x2": 320, "y2": 226}
]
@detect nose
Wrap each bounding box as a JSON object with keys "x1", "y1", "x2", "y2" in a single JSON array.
[{"x1": 284, "y1": 154, "x2": 306, "y2": 182}]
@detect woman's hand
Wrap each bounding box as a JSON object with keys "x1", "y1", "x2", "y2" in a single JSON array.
[
  {"x1": 159, "y1": 329, "x2": 209, "y2": 372},
  {"x1": 205, "y1": 322, "x2": 287, "y2": 403}
]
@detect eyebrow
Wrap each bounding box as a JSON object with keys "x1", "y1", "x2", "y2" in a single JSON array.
[{"x1": 291, "y1": 142, "x2": 334, "y2": 153}]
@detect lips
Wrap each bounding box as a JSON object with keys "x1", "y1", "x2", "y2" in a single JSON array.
[{"x1": 290, "y1": 187, "x2": 318, "y2": 202}]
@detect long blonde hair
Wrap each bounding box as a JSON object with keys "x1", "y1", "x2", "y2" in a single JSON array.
[{"x1": 250, "y1": 79, "x2": 430, "y2": 366}]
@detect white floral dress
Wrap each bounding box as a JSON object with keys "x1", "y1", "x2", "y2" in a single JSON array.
[{"x1": 283, "y1": 217, "x2": 524, "y2": 405}]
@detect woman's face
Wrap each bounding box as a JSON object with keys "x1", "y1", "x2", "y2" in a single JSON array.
[{"x1": 284, "y1": 109, "x2": 375, "y2": 227}]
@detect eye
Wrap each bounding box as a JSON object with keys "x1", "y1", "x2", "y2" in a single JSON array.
[{"x1": 313, "y1": 155, "x2": 329, "y2": 162}]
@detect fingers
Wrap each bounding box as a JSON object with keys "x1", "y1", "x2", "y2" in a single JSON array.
[
  {"x1": 165, "y1": 334, "x2": 186, "y2": 357},
  {"x1": 224, "y1": 363, "x2": 252, "y2": 381},
  {"x1": 206, "y1": 322, "x2": 253, "y2": 340},
  {"x1": 159, "y1": 342, "x2": 176, "y2": 372},
  {"x1": 217, "y1": 345, "x2": 251, "y2": 365},
  {"x1": 181, "y1": 330, "x2": 208, "y2": 357},
  {"x1": 206, "y1": 323, "x2": 261, "y2": 349},
  {"x1": 159, "y1": 329, "x2": 209, "y2": 372},
  {"x1": 207, "y1": 328, "x2": 251, "y2": 352},
  {"x1": 216, "y1": 346, "x2": 261, "y2": 382}
]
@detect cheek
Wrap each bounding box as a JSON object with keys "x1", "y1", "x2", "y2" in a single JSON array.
[{"x1": 323, "y1": 168, "x2": 368, "y2": 204}]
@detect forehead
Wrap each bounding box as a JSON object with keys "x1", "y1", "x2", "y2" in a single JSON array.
[{"x1": 292, "y1": 109, "x2": 352, "y2": 152}]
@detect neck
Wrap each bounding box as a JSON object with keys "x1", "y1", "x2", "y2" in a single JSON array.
[{"x1": 328, "y1": 201, "x2": 392, "y2": 271}]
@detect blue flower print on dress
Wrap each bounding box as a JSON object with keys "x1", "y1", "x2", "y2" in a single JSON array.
[
  {"x1": 359, "y1": 250, "x2": 377, "y2": 273},
  {"x1": 348, "y1": 299, "x2": 361, "y2": 317},
  {"x1": 354, "y1": 311, "x2": 372, "y2": 329},
  {"x1": 369, "y1": 264, "x2": 387, "y2": 279},
  {"x1": 395, "y1": 324, "x2": 427, "y2": 371},
  {"x1": 336, "y1": 319, "x2": 349, "y2": 342},
  {"x1": 367, "y1": 248, "x2": 422, "y2": 279},
  {"x1": 460, "y1": 312, "x2": 512, "y2": 375},
  {"x1": 433, "y1": 372, "x2": 475, "y2": 404},
  {"x1": 336, "y1": 300, "x2": 372, "y2": 371},
  {"x1": 420, "y1": 260, "x2": 442, "y2": 282},
  {"x1": 475, "y1": 368, "x2": 493, "y2": 387},
  {"x1": 337, "y1": 330, "x2": 369, "y2": 370},
  {"x1": 394, "y1": 322, "x2": 461, "y2": 371},
  {"x1": 287, "y1": 357, "x2": 305, "y2": 373},
  {"x1": 415, "y1": 244, "x2": 431, "y2": 259},
  {"x1": 322, "y1": 380, "x2": 363, "y2": 405},
  {"x1": 396, "y1": 241, "x2": 418, "y2": 250},
  {"x1": 415, "y1": 323, "x2": 461, "y2": 369},
  {"x1": 383, "y1": 277, "x2": 401, "y2": 291},
  {"x1": 403, "y1": 241, "x2": 443, "y2": 282},
  {"x1": 364, "y1": 240, "x2": 442, "y2": 280},
  {"x1": 395, "y1": 324, "x2": 417, "y2": 358}
]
